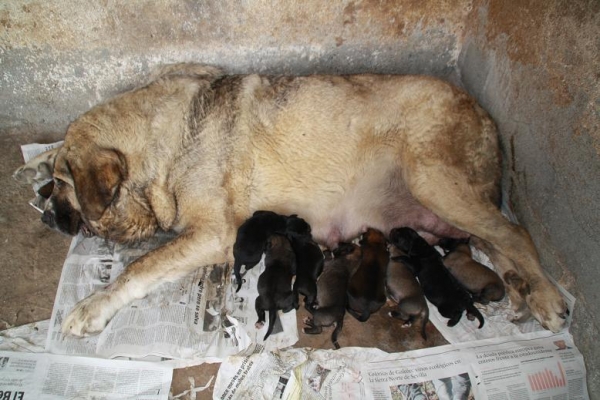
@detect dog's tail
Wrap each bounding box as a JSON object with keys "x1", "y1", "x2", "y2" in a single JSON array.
[
  {"x1": 467, "y1": 303, "x2": 485, "y2": 329},
  {"x1": 263, "y1": 309, "x2": 278, "y2": 341},
  {"x1": 419, "y1": 306, "x2": 430, "y2": 341}
]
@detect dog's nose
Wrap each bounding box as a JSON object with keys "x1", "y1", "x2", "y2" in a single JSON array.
[{"x1": 41, "y1": 210, "x2": 55, "y2": 226}]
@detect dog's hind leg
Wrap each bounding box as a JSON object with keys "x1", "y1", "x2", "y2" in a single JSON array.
[{"x1": 406, "y1": 165, "x2": 567, "y2": 332}]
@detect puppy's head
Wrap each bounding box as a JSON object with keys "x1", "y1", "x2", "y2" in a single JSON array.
[
  {"x1": 388, "y1": 227, "x2": 432, "y2": 257},
  {"x1": 359, "y1": 228, "x2": 386, "y2": 246},
  {"x1": 40, "y1": 140, "x2": 128, "y2": 239},
  {"x1": 285, "y1": 215, "x2": 312, "y2": 238}
]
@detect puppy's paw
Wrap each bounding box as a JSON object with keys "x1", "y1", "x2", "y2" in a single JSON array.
[
  {"x1": 62, "y1": 290, "x2": 118, "y2": 336},
  {"x1": 527, "y1": 281, "x2": 568, "y2": 332},
  {"x1": 255, "y1": 321, "x2": 265, "y2": 330},
  {"x1": 302, "y1": 317, "x2": 313, "y2": 325}
]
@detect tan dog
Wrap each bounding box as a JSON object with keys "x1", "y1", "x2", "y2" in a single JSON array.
[{"x1": 14, "y1": 64, "x2": 567, "y2": 335}]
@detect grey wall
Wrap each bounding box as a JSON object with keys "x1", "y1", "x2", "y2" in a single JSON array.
[
  {"x1": 0, "y1": 0, "x2": 470, "y2": 131},
  {"x1": 1, "y1": 0, "x2": 599, "y2": 394},
  {"x1": 458, "y1": 0, "x2": 600, "y2": 393}
]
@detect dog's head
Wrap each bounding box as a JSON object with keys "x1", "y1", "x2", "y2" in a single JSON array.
[{"x1": 16, "y1": 135, "x2": 157, "y2": 243}]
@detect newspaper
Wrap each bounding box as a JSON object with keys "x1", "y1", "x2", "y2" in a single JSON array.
[
  {"x1": 0, "y1": 350, "x2": 172, "y2": 400},
  {"x1": 214, "y1": 330, "x2": 589, "y2": 399},
  {"x1": 46, "y1": 233, "x2": 298, "y2": 361}
]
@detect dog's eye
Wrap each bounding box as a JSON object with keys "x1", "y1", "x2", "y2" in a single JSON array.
[{"x1": 54, "y1": 177, "x2": 67, "y2": 187}]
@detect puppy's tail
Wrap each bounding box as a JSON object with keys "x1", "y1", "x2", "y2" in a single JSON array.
[
  {"x1": 420, "y1": 306, "x2": 430, "y2": 341},
  {"x1": 233, "y1": 261, "x2": 243, "y2": 293},
  {"x1": 263, "y1": 309, "x2": 278, "y2": 341},
  {"x1": 331, "y1": 318, "x2": 344, "y2": 350},
  {"x1": 467, "y1": 303, "x2": 485, "y2": 329}
]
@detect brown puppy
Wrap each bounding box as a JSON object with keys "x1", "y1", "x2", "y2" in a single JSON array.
[
  {"x1": 441, "y1": 241, "x2": 505, "y2": 304},
  {"x1": 347, "y1": 228, "x2": 389, "y2": 322},
  {"x1": 303, "y1": 242, "x2": 362, "y2": 349},
  {"x1": 255, "y1": 234, "x2": 297, "y2": 341},
  {"x1": 386, "y1": 245, "x2": 429, "y2": 340},
  {"x1": 17, "y1": 64, "x2": 566, "y2": 336}
]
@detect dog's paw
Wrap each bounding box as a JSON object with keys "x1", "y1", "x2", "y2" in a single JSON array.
[
  {"x1": 255, "y1": 321, "x2": 265, "y2": 330},
  {"x1": 527, "y1": 281, "x2": 568, "y2": 332},
  {"x1": 62, "y1": 290, "x2": 117, "y2": 336}
]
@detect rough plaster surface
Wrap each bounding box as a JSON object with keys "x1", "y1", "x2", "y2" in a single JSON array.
[
  {"x1": 0, "y1": 0, "x2": 470, "y2": 131},
  {"x1": 459, "y1": 0, "x2": 600, "y2": 395},
  {"x1": 1, "y1": 0, "x2": 599, "y2": 397}
]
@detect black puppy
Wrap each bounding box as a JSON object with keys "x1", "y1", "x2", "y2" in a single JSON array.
[
  {"x1": 303, "y1": 242, "x2": 362, "y2": 349},
  {"x1": 255, "y1": 233, "x2": 297, "y2": 341},
  {"x1": 233, "y1": 210, "x2": 311, "y2": 292},
  {"x1": 389, "y1": 227, "x2": 484, "y2": 328},
  {"x1": 290, "y1": 234, "x2": 324, "y2": 309},
  {"x1": 347, "y1": 228, "x2": 389, "y2": 322}
]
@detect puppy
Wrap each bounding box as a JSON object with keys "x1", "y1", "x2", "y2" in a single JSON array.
[
  {"x1": 303, "y1": 242, "x2": 362, "y2": 349},
  {"x1": 440, "y1": 240, "x2": 505, "y2": 304},
  {"x1": 386, "y1": 245, "x2": 429, "y2": 340},
  {"x1": 255, "y1": 233, "x2": 297, "y2": 341},
  {"x1": 389, "y1": 227, "x2": 484, "y2": 328},
  {"x1": 233, "y1": 210, "x2": 311, "y2": 292},
  {"x1": 347, "y1": 228, "x2": 389, "y2": 322},
  {"x1": 289, "y1": 234, "x2": 324, "y2": 308}
]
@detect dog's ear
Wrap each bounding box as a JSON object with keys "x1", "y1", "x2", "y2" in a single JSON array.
[{"x1": 70, "y1": 149, "x2": 127, "y2": 221}]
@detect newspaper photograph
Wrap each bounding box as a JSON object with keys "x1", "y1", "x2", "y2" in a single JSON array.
[
  {"x1": 0, "y1": 350, "x2": 172, "y2": 400},
  {"x1": 214, "y1": 330, "x2": 588, "y2": 400}
]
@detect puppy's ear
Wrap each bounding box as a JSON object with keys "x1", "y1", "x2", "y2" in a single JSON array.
[{"x1": 70, "y1": 149, "x2": 127, "y2": 221}]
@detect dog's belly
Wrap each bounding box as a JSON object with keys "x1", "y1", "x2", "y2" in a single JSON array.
[{"x1": 253, "y1": 161, "x2": 468, "y2": 248}]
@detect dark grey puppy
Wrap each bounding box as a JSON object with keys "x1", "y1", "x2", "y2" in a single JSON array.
[
  {"x1": 386, "y1": 245, "x2": 430, "y2": 340},
  {"x1": 303, "y1": 242, "x2": 362, "y2": 349},
  {"x1": 389, "y1": 227, "x2": 484, "y2": 328},
  {"x1": 233, "y1": 210, "x2": 311, "y2": 292},
  {"x1": 289, "y1": 234, "x2": 324, "y2": 309},
  {"x1": 255, "y1": 234, "x2": 297, "y2": 341},
  {"x1": 347, "y1": 228, "x2": 389, "y2": 322},
  {"x1": 440, "y1": 241, "x2": 505, "y2": 304}
]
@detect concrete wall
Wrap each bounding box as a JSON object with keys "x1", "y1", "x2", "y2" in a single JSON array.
[
  {"x1": 0, "y1": 0, "x2": 469, "y2": 131},
  {"x1": 1, "y1": 0, "x2": 599, "y2": 394},
  {"x1": 458, "y1": 0, "x2": 600, "y2": 392}
]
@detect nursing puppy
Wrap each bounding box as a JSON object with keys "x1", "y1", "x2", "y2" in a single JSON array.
[
  {"x1": 347, "y1": 228, "x2": 389, "y2": 322},
  {"x1": 440, "y1": 240, "x2": 505, "y2": 304},
  {"x1": 20, "y1": 64, "x2": 566, "y2": 336},
  {"x1": 389, "y1": 227, "x2": 484, "y2": 328},
  {"x1": 303, "y1": 242, "x2": 362, "y2": 349},
  {"x1": 255, "y1": 233, "x2": 297, "y2": 341},
  {"x1": 233, "y1": 210, "x2": 311, "y2": 292},
  {"x1": 289, "y1": 234, "x2": 324, "y2": 308},
  {"x1": 386, "y1": 245, "x2": 429, "y2": 340}
]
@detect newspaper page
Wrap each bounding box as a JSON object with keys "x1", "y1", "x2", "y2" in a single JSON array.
[
  {"x1": 45, "y1": 232, "x2": 298, "y2": 361},
  {"x1": 214, "y1": 330, "x2": 588, "y2": 400},
  {"x1": 18, "y1": 141, "x2": 64, "y2": 212},
  {"x1": 0, "y1": 350, "x2": 172, "y2": 400}
]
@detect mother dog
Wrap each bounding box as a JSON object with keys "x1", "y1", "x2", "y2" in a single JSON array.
[{"x1": 16, "y1": 64, "x2": 567, "y2": 335}]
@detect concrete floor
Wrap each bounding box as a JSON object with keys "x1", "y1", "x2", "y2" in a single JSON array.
[{"x1": 0, "y1": 130, "x2": 447, "y2": 399}]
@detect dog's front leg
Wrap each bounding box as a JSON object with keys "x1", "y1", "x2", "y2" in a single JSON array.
[{"x1": 62, "y1": 229, "x2": 230, "y2": 337}]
